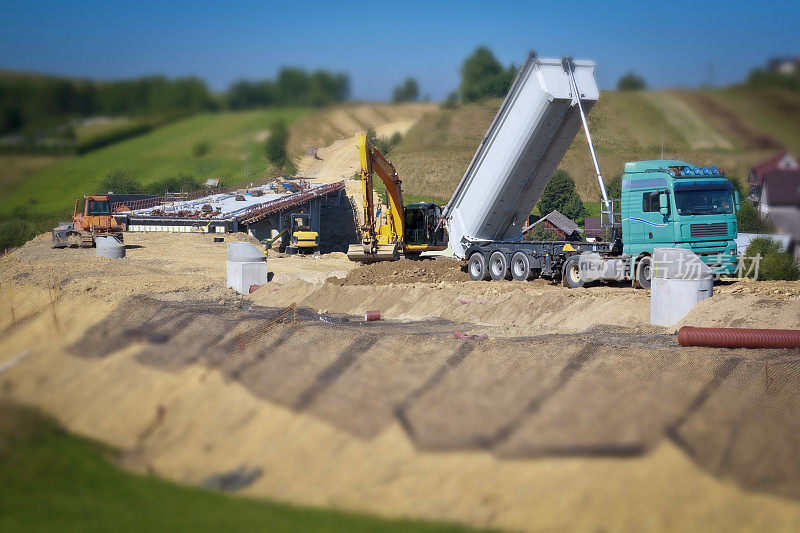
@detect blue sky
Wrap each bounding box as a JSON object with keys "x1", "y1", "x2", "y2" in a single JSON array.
[{"x1": 1, "y1": 0, "x2": 798, "y2": 100}]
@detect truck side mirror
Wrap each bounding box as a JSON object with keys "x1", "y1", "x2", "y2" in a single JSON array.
[
  {"x1": 734, "y1": 190, "x2": 740, "y2": 212},
  {"x1": 658, "y1": 192, "x2": 669, "y2": 215}
]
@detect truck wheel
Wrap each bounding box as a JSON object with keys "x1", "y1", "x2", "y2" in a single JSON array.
[
  {"x1": 511, "y1": 252, "x2": 534, "y2": 281},
  {"x1": 467, "y1": 253, "x2": 490, "y2": 281},
  {"x1": 489, "y1": 251, "x2": 511, "y2": 281},
  {"x1": 562, "y1": 257, "x2": 584, "y2": 288},
  {"x1": 634, "y1": 256, "x2": 652, "y2": 289}
]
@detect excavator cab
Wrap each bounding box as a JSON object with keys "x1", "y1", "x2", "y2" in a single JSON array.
[
  {"x1": 403, "y1": 203, "x2": 446, "y2": 249},
  {"x1": 286, "y1": 212, "x2": 318, "y2": 254}
]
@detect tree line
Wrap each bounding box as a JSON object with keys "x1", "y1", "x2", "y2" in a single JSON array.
[
  {"x1": 0, "y1": 67, "x2": 351, "y2": 137},
  {"x1": 226, "y1": 68, "x2": 349, "y2": 109},
  {"x1": 0, "y1": 74, "x2": 212, "y2": 136}
]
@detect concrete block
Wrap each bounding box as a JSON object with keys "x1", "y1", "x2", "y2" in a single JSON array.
[
  {"x1": 651, "y1": 277, "x2": 713, "y2": 326},
  {"x1": 226, "y1": 260, "x2": 268, "y2": 294}
]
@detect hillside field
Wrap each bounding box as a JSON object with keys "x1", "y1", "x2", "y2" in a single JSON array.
[{"x1": 390, "y1": 87, "x2": 800, "y2": 204}]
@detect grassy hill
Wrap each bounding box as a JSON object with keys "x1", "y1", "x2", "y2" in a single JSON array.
[
  {"x1": 0, "y1": 402, "x2": 480, "y2": 532},
  {"x1": 390, "y1": 87, "x2": 800, "y2": 205},
  {"x1": 0, "y1": 108, "x2": 307, "y2": 222}
]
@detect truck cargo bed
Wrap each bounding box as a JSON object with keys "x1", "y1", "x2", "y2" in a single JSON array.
[{"x1": 444, "y1": 54, "x2": 599, "y2": 259}]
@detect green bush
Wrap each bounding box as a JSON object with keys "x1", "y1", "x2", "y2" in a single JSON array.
[
  {"x1": 392, "y1": 78, "x2": 419, "y2": 103},
  {"x1": 605, "y1": 174, "x2": 622, "y2": 201},
  {"x1": 144, "y1": 173, "x2": 203, "y2": 195},
  {"x1": 97, "y1": 169, "x2": 144, "y2": 194},
  {"x1": 742, "y1": 237, "x2": 800, "y2": 280},
  {"x1": 441, "y1": 92, "x2": 459, "y2": 109},
  {"x1": 459, "y1": 47, "x2": 516, "y2": 102},
  {"x1": 525, "y1": 222, "x2": 560, "y2": 241},
  {"x1": 264, "y1": 119, "x2": 295, "y2": 173},
  {"x1": 617, "y1": 72, "x2": 646, "y2": 91},
  {"x1": 192, "y1": 140, "x2": 211, "y2": 158},
  {"x1": 366, "y1": 127, "x2": 402, "y2": 156},
  {"x1": 736, "y1": 201, "x2": 774, "y2": 233}
]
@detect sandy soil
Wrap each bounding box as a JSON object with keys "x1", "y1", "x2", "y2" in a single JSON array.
[{"x1": 2, "y1": 233, "x2": 800, "y2": 532}]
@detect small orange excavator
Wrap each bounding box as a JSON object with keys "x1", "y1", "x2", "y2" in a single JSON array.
[{"x1": 52, "y1": 195, "x2": 124, "y2": 248}]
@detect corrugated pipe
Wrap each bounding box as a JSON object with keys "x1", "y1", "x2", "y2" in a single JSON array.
[{"x1": 677, "y1": 326, "x2": 800, "y2": 349}]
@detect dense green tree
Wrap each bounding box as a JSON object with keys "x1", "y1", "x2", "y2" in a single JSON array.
[
  {"x1": 459, "y1": 47, "x2": 517, "y2": 102},
  {"x1": 264, "y1": 119, "x2": 295, "y2": 173},
  {"x1": 537, "y1": 169, "x2": 586, "y2": 222},
  {"x1": 617, "y1": 72, "x2": 646, "y2": 90},
  {"x1": 392, "y1": 78, "x2": 419, "y2": 103}
]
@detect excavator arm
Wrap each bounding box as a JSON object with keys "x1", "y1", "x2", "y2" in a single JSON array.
[{"x1": 348, "y1": 133, "x2": 406, "y2": 261}]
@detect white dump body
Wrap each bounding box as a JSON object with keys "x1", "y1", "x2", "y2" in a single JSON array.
[{"x1": 444, "y1": 54, "x2": 599, "y2": 259}]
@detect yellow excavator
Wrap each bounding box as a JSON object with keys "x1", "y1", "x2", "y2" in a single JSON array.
[{"x1": 347, "y1": 133, "x2": 447, "y2": 262}]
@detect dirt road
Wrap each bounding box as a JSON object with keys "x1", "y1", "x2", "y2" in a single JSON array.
[{"x1": 2, "y1": 234, "x2": 800, "y2": 532}]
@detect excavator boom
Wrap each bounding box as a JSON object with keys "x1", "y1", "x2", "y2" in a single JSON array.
[{"x1": 347, "y1": 133, "x2": 406, "y2": 262}]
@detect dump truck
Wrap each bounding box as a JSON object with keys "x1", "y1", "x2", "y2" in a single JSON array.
[
  {"x1": 442, "y1": 53, "x2": 739, "y2": 289},
  {"x1": 348, "y1": 133, "x2": 448, "y2": 262},
  {"x1": 52, "y1": 195, "x2": 124, "y2": 248}
]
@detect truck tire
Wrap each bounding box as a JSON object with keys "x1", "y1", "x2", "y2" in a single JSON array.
[
  {"x1": 489, "y1": 251, "x2": 511, "y2": 281},
  {"x1": 467, "y1": 253, "x2": 490, "y2": 281},
  {"x1": 563, "y1": 256, "x2": 584, "y2": 288},
  {"x1": 634, "y1": 255, "x2": 652, "y2": 290},
  {"x1": 511, "y1": 252, "x2": 534, "y2": 281}
]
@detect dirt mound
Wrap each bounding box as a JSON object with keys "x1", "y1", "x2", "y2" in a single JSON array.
[{"x1": 328, "y1": 257, "x2": 468, "y2": 286}]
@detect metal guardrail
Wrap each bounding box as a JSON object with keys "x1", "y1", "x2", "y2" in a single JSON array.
[{"x1": 239, "y1": 181, "x2": 346, "y2": 225}]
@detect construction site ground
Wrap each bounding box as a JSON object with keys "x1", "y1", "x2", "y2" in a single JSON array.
[{"x1": 2, "y1": 233, "x2": 800, "y2": 532}]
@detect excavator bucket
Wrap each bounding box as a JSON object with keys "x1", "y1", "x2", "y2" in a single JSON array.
[{"x1": 347, "y1": 243, "x2": 400, "y2": 262}]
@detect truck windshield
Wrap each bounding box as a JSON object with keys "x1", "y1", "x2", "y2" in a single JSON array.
[
  {"x1": 88, "y1": 200, "x2": 110, "y2": 215},
  {"x1": 674, "y1": 182, "x2": 734, "y2": 216}
]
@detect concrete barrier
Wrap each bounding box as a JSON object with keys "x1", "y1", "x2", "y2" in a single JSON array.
[
  {"x1": 651, "y1": 248, "x2": 713, "y2": 326},
  {"x1": 226, "y1": 242, "x2": 267, "y2": 294}
]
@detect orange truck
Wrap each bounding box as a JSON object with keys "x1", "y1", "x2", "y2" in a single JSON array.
[{"x1": 52, "y1": 195, "x2": 124, "y2": 248}]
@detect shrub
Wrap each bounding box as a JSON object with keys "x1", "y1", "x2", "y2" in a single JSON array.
[
  {"x1": 617, "y1": 72, "x2": 646, "y2": 91},
  {"x1": 144, "y1": 173, "x2": 203, "y2": 195},
  {"x1": 525, "y1": 222, "x2": 560, "y2": 241},
  {"x1": 441, "y1": 92, "x2": 459, "y2": 109},
  {"x1": 392, "y1": 78, "x2": 419, "y2": 103},
  {"x1": 365, "y1": 127, "x2": 402, "y2": 156},
  {"x1": 264, "y1": 119, "x2": 294, "y2": 172},
  {"x1": 192, "y1": 140, "x2": 211, "y2": 158},
  {"x1": 459, "y1": 47, "x2": 517, "y2": 102},
  {"x1": 97, "y1": 169, "x2": 143, "y2": 194},
  {"x1": 736, "y1": 201, "x2": 774, "y2": 233},
  {"x1": 742, "y1": 237, "x2": 800, "y2": 280}
]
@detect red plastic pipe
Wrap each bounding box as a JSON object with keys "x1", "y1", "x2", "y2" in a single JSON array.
[{"x1": 677, "y1": 326, "x2": 800, "y2": 349}]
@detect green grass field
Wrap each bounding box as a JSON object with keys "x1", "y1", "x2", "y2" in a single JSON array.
[
  {"x1": 0, "y1": 108, "x2": 307, "y2": 222},
  {"x1": 0, "y1": 402, "x2": 483, "y2": 533}
]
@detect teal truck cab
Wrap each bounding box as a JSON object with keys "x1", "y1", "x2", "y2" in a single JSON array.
[{"x1": 620, "y1": 160, "x2": 739, "y2": 283}]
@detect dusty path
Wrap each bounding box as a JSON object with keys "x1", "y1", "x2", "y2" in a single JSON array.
[{"x1": 2, "y1": 234, "x2": 800, "y2": 532}]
